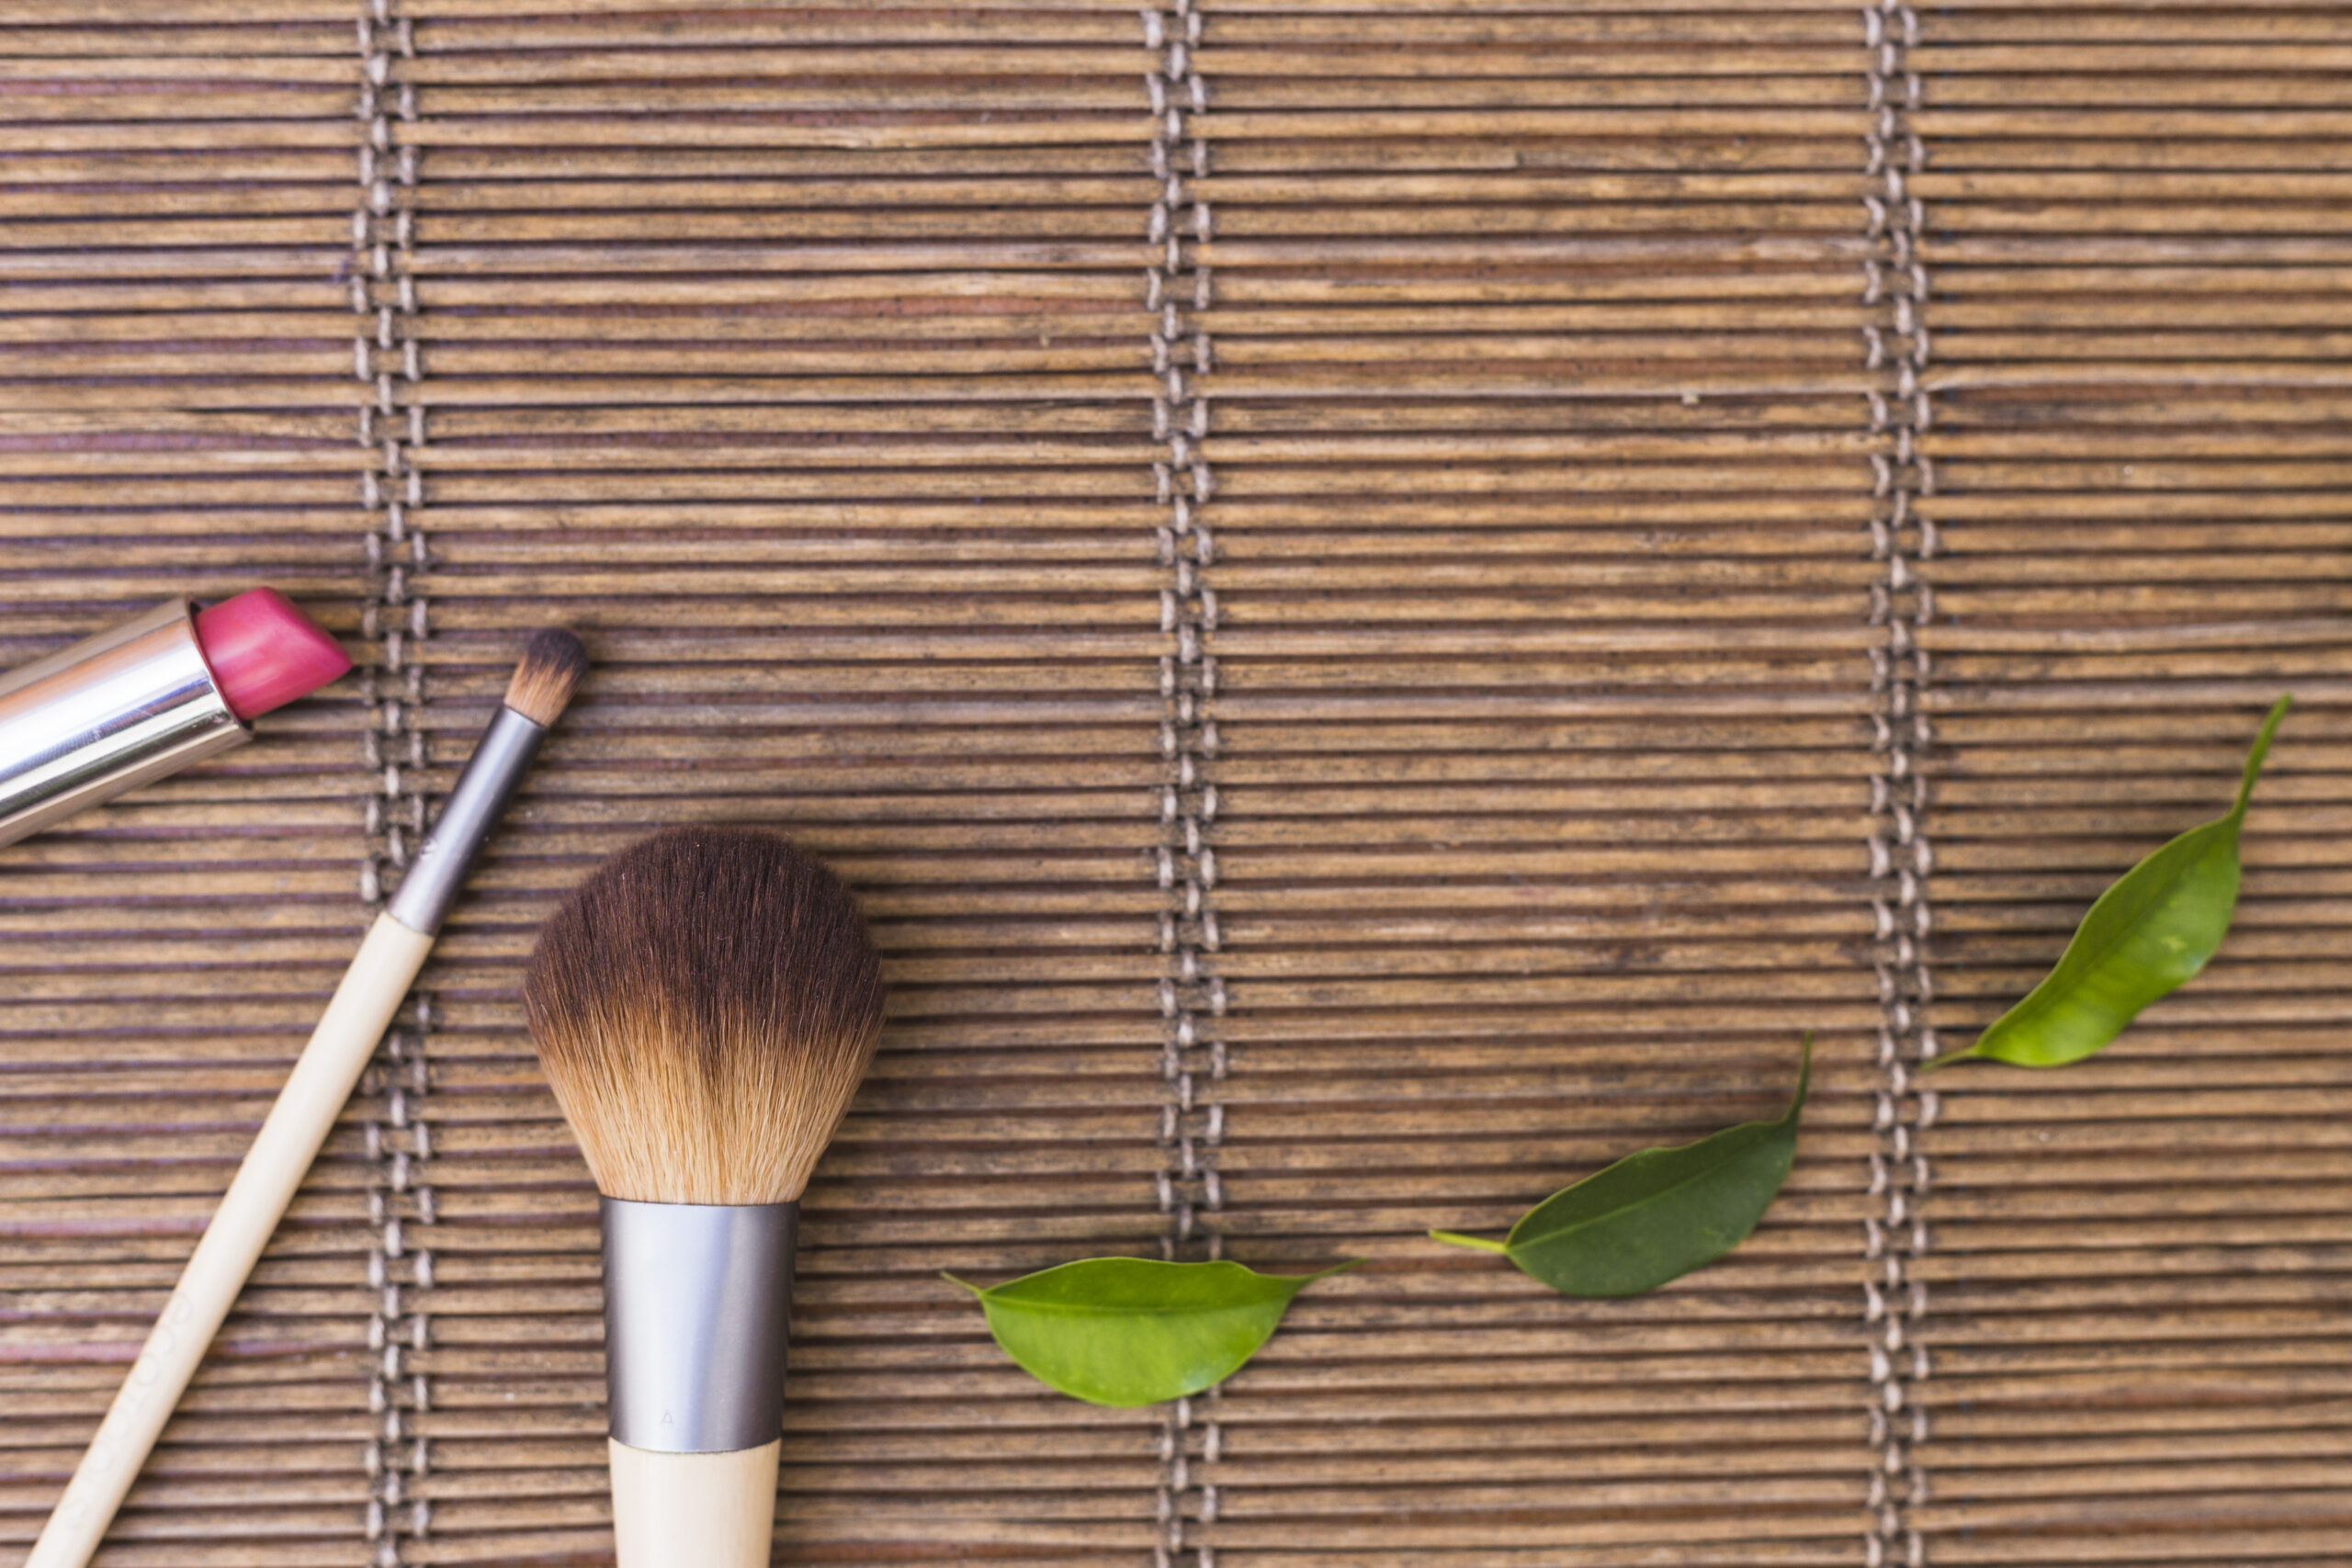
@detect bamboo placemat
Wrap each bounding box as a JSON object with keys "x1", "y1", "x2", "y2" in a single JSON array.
[{"x1": 3, "y1": 3, "x2": 2347, "y2": 1564}]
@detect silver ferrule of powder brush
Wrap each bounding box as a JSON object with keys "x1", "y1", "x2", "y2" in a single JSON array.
[
  {"x1": 388, "y1": 702, "x2": 546, "y2": 935},
  {"x1": 600, "y1": 1197, "x2": 797, "y2": 1453}
]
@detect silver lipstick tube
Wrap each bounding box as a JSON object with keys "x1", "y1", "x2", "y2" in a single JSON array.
[
  {"x1": 0, "y1": 600, "x2": 245, "y2": 850},
  {"x1": 600, "y1": 1197, "x2": 797, "y2": 1454}
]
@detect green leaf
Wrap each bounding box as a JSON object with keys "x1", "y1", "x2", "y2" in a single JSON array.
[
  {"x1": 945, "y1": 1257, "x2": 1356, "y2": 1407},
  {"x1": 1432, "y1": 1035, "x2": 1810, "y2": 1296},
  {"x1": 1945, "y1": 694, "x2": 2290, "y2": 1070}
]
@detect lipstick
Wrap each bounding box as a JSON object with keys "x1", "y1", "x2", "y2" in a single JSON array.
[{"x1": 0, "y1": 589, "x2": 352, "y2": 848}]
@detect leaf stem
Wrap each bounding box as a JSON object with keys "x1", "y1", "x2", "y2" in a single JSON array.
[
  {"x1": 1428, "y1": 1230, "x2": 1511, "y2": 1253},
  {"x1": 2233, "y1": 694, "x2": 2291, "y2": 818},
  {"x1": 1779, "y1": 1032, "x2": 1814, "y2": 1122}
]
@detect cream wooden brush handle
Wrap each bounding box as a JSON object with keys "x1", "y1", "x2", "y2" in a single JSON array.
[
  {"x1": 610, "y1": 1439, "x2": 780, "y2": 1568},
  {"x1": 27, "y1": 911, "x2": 435, "y2": 1568}
]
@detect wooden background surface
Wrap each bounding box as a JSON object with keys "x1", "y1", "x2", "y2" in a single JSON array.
[{"x1": 3, "y1": 3, "x2": 2348, "y2": 1564}]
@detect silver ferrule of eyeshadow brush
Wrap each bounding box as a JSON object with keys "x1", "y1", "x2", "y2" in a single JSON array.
[{"x1": 388, "y1": 698, "x2": 548, "y2": 932}]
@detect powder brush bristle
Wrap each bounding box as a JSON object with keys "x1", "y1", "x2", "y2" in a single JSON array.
[
  {"x1": 503, "y1": 627, "x2": 588, "y2": 728},
  {"x1": 524, "y1": 826, "x2": 886, "y2": 1205}
]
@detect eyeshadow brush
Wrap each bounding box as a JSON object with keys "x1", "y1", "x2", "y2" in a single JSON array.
[
  {"x1": 523, "y1": 826, "x2": 886, "y2": 1568},
  {"x1": 28, "y1": 629, "x2": 587, "y2": 1568}
]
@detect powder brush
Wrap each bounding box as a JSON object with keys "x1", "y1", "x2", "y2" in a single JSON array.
[
  {"x1": 525, "y1": 826, "x2": 886, "y2": 1568},
  {"x1": 28, "y1": 628, "x2": 586, "y2": 1568}
]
